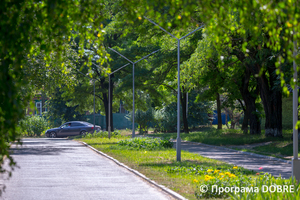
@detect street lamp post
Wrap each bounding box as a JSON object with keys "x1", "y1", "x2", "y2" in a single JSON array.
[
  {"x1": 144, "y1": 16, "x2": 204, "y2": 161},
  {"x1": 292, "y1": 39, "x2": 300, "y2": 181},
  {"x1": 108, "y1": 47, "x2": 160, "y2": 138}
]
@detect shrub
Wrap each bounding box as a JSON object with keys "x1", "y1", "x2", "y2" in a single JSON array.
[
  {"x1": 126, "y1": 109, "x2": 154, "y2": 134},
  {"x1": 117, "y1": 137, "x2": 173, "y2": 150},
  {"x1": 85, "y1": 130, "x2": 121, "y2": 139},
  {"x1": 19, "y1": 115, "x2": 50, "y2": 137}
]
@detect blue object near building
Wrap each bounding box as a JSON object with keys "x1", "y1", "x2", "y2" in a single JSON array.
[{"x1": 212, "y1": 110, "x2": 230, "y2": 125}]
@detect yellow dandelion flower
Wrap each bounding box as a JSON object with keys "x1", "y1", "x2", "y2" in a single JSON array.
[
  {"x1": 144, "y1": 151, "x2": 147, "y2": 154},
  {"x1": 193, "y1": 179, "x2": 199, "y2": 183},
  {"x1": 287, "y1": 22, "x2": 293, "y2": 27},
  {"x1": 177, "y1": 15, "x2": 182, "y2": 20},
  {"x1": 214, "y1": 170, "x2": 220, "y2": 173},
  {"x1": 219, "y1": 173, "x2": 225, "y2": 176},
  {"x1": 233, "y1": 166, "x2": 238, "y2": 169},
  {"x1": 225, "y1": 172, "x2": 231, "y2": 176},
  {"x1": 138, "y1": 16, "x2": 142, "y2": 20},
  {"x1": 229, "y1": 174, "x2": 236, "y2": 178},
  {"x1": 204, "y1": 176, "x2": 214, "y2": 181},
  {"x1": 207, "y1": 169, "x2": 214, "y2": 173}
]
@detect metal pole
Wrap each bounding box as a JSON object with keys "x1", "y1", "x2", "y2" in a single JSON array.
[
  {"x1": 145, "y1": 17, "x2": 203, "y2": 162},
  {"x1": 132, "y1": 63, "x2": 135, "y2": 138},
  {"x1": 107, "y1": 48, "x2": 159, "y2": 138},
  {"x1": 108, "y1": 74, "x2": 111, "y2": 139},
  {"x1": 176, "y1": 40, "x2": 181, "y2": 161},
  {"x1": 93, "y1": 80, "x2": 95, "y2": 130},
  {"x1": 292, "y1": 37, "x2": 300, "y2": 181},
  {"x1": 293, "y1": 40, "x2": 298, "y2": 159}
]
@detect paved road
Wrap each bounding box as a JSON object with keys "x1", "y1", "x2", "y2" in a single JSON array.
[
  {"x1": 1, "y1": 138, "x2": 172, "y2": 200},
  {"x1": 180, "y1": 142, "x2": 292, "y2": 179}
]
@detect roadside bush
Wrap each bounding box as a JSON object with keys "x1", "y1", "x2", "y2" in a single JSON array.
[
  {"x1": 85, "y1": 130, "x2": 121, "y2": 139},
  {"x1": 117, "y1": 137, "x2": 173, "y2": 150},
  {"x1": 153, "y1": 104, "x2": 177, "y2": 132},
  {"x1": 19, "y1": 115, "x2": 50, "y2": 137},
  {"x1": 126, "y1": 109, "x2": 154, "y2": 134}
]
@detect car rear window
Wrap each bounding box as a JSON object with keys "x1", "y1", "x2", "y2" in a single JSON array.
[
  {"x1": 71, "y1": 123, "x2": 84, "y2": 127},
  {"x1": 83, "y1": 122, "x2": 93, "y2": 126}
]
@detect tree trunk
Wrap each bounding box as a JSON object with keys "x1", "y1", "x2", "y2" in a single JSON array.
[
  {"x1": 180, "y1": 91, "x2": 189, "y2": 134},
  {"x1": 102, "y1": 76, "x2": 114, "y2": 132},
  {"x1": 249, "y1": 62, "x2": 282, "y2": 137},
  {"x1": 109, "y1": 75, "x2": 114, "y2": 132},
  {"x1": 103, "y1": 92, "x2": 109, "y2": 131},
  {"x1": 241, "y1": 112, "x2": 249, "y2": 134},
  {"x1": 238, "y1": 66, "x2": 261, "y2": 134},
  {"x1": 258, "y1": 73, "x2": 282, "y2": 137},
  {"x1": 216, "y1": 93, "x2": 222, "y2": 129}
]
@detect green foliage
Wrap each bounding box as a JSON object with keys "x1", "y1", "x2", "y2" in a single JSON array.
[
  {"x1": 153, "y1": 103, "x2": 177, "y2": 132},
  {"x1": 47, "y1": 88, "x2": 85, "y2": 126},
  {"x1": 1, "y1": 0, "x2": 108, "y2": 188},
  {"x1": 19, "y1": 115, "x2": 50, "y2": 137},
  {"x1": 153, "y1": 97, "x2": 212, "y2": 132},
  {"x1": 85, "y1": 130, "x2": 121, "y2": 139},
  {"x1": 117, "y1": 137, "x2": 173, "y2": 150},
  {"x1": 126, "y1": 109, "x2": 154, "y2": 134}
]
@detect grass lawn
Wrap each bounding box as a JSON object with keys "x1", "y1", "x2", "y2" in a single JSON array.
[
  {"x1": 74, "y1": 135, "x2": 257, "y2": 200},
  {"x1": 150, "y1": 126, "x2": 294, "y2": 146},
  {"x1": 148, "y1": 126, "x2": 299, "y2": 159},
  {"x1": 252, "y1": 141, "x2": 300, "y2": 159}
]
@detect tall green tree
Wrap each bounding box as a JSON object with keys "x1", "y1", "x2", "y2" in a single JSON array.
[{"x1": 120, "y1": 0, "x2": 300, "y2": 136}]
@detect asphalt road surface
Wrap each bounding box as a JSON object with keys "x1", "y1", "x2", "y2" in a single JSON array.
[
  {"x1": 1, "y1": 138, "x2": 171, "y2": 200},
  {"x1": 180, "y1": 142, "x2": 292, "y2": 179}
]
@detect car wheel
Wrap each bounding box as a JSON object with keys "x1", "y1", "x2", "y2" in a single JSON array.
[
  {"x1": 80, "y1": 131, "x2": 87, "y2": 136},
  {"x1": 49, "y1": 132, "x2": 57, "y2": 138}
]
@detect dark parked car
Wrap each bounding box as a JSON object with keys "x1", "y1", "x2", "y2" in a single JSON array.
[{"x1": 45, "y1": 121, "x2": 101, "y2": 138}]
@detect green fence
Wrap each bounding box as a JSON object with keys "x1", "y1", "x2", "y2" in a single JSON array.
[{"x1": 82, "y1": 113, "x2": 133, "y2": 130}]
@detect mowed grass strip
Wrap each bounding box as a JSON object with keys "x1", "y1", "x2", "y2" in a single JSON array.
[
  {"x1": 252, "y1": 141, "x2": 300, "y2": 158},
  {"x1": 75, "y1": 136, "x2": 255, "y2": 200},
  {"x1": 151, "y1": 127, "x2": 294, "y2": 146}
]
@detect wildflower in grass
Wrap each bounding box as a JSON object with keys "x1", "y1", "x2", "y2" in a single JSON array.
[
  {"x1": 233, "y1": 166, "x2": 238, "y2": 169},
  {"x1": 207, "y1": 169, "x2": 214, "y2": 173},
  {"x1": 193, "y1": 179, "x2": 199, "y2": 183},
  {"x1": 219, "y1": 173, "x2": 225, "y2": 176},
  {"x1": 204, "y1": 175, "x2": 215, "y2": 181},
  {"x1": 225, "y1": 172, "x2": 231, "y2": 176},
  {"x1": 144, "y1": 151, "x2": 147, "y2": 154},
  {"x1": 259, "y1": 167, "x2": 263, "y2": 170},
  {"x1": 229, "y1": 174, "x2": 236, "y2": 178},
  {"x1": 214, "y1": 170, "x2": 220, "y2": 174}
]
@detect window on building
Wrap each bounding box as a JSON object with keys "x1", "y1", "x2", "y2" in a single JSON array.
[{"x1": 36, "y1": 101, "x2": 42, "y2": 115}]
